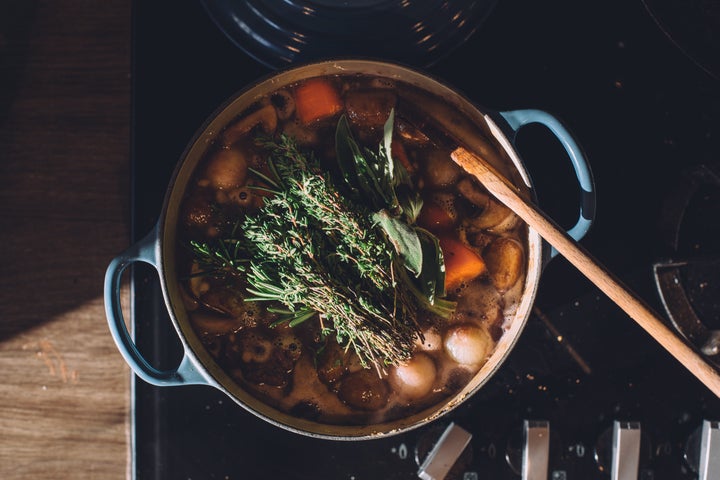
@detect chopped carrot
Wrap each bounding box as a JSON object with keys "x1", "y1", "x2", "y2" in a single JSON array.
[
  {"x1": 294, "y1": 78, "x2": 343, "y2": 124},
  {"x1": 417, "y1": 202, "x2": 455, "y2": 231},
  {"x1": 391, "y1": 138, "x2": 414, "y2": 173},
  {"x1": 439, "y1": 236, "x2": 487, "y2": 291}
]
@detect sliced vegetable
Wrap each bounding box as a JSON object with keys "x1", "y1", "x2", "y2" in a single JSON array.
[
  {"x1": 417, "y1": 202, "x2": 455, "y2": 230},
  {"x1": 294, "y1": 78, "x2": 343, "y2": 124},
  {"x1": 456, "y1": 177, "x2": 490, "y2": 208},
  {"x1": 396, "y1": 118, "x2": 430, "y2": 146},
  {"x1": 422, "y1": 149, "x2": 462, "y2": 188},
  {"x1": 344, "y1": 89, "x2": 397, "y2": 128},
  {"x1": 484, "y1": 237, "x2": 524, "y2": 291},
  {"x1": 458, "y1": 178, "x2": 517, "y2": 231},
  {"x1": 222, "y1": 105, "x2": 278, "y2": 146},
  {"x1": 439, "y1": 235, "x2": 487, "y2": 291}
]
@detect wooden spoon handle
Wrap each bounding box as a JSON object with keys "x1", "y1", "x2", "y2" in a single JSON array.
[{"x1": 451, "y1": 147, "x2": 720, "y2": 398}]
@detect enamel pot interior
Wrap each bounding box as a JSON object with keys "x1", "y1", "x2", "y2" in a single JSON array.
[{"x1": 156, "y1": 60, "x2": 543, "y2": 439}]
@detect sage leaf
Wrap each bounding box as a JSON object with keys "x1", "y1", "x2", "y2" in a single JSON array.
[
  {"x1": 395, "y1": 262, "x2": 456, "y2": 319},
  {"x1": 397, "y1": 185, "x2": 423, "y2": 224},
  {"x1": 416, "y1": 227, "x2": 447, "y2": 302},
  {"x1": 381, "y1": 108, "x2": 395, "y2": 179},
  {"x1": 336, "y1": 113, "x2": 401, "y2": 213},
  {"x1": 335, "y1": 115, "x2": 362, "y2": 195},
  {"x1": 373, "y1": 209, "x2": 423, "y2": 277}
]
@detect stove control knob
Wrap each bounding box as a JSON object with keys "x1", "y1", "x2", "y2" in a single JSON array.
[
  {"x1": 594, "y1": 421, "x2": 641, "y2": 480},
  {"x1": 684, "y1": 420, "x2": 720, "y2": 480},
  {"x1": 521, "y1": 420, "x2": 550, "y2": 480},
  {"x1": 417, "y1": 422, "x2": 473, "y2": 480},
  {"x1": 505, "y1": 420, "x2": 550, "y2": 479},
  {"x1": 610, "y1": 421, "x2": 641, "y2": 480}
]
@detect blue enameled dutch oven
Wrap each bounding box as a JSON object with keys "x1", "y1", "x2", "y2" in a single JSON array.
[{"x1": 105, "y1": 60, "x2": 595, "y2": 440}]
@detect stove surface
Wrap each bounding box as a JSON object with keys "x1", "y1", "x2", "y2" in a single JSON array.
[{"x1": 129, "y1": 0, "x2": 720, "y2": 478}]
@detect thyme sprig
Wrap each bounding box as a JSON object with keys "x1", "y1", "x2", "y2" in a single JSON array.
[
  {"x1": 243, "y1": 134, "x2": 421, "y2": 369},
  {"x1": 188, "y1": 223, "x2": 248, "y2": 278},
  {"x1": 188, "y1": 112, "x2": 455, "y2": 372}
]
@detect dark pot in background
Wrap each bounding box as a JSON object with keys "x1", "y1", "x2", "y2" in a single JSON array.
[{"x1": 199, "y1": 0, "x2": 501, "y2": 69}]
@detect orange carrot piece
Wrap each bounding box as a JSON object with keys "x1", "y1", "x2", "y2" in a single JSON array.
[
  {"x1": 439, "y1": 236, "x2": 487, "y2": 291},
  {"x1": 417, "y1": 202, "x2": 455, "y2": 231},
  {"x1": 294, "y1": 78, "x2": 343, "y2": 124}
]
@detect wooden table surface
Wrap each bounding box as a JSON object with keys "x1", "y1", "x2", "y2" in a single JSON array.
[{"x1": 0, "y1": 1, "x2": 131, "y2": 478}]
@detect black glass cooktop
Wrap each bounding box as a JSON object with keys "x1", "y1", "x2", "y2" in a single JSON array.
[{"x1": 129, "y1": 0, "x2": 720, "y2": 478}]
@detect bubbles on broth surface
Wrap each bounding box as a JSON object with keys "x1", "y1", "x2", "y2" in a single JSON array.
[{"x1": 176, "y1": 73, "x2": 529, "y2": 425}]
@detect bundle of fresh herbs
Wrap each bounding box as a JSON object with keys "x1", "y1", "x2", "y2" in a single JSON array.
[{"x1": 190, "y1": 110, "x2": 455, "y2": 371}]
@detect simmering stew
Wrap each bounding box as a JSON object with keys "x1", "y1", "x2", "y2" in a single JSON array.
[{"x1": 176, "y1": 74, "x2": 528, "y2": 425}]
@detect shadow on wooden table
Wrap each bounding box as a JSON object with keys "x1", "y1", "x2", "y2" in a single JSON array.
[{"x1": 0, "y1": 0, "x2": 131, "y2": 342}]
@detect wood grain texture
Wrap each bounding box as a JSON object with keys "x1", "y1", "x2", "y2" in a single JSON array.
[
  {"x1": 0, "y1": 0, "x2": 131, "y2": 478},
  {"x1": 451, "y1": 146, "x2": 720, "y2": 398}
]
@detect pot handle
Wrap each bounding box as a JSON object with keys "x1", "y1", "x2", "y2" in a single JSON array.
[
  {"x1": 499, "y1": 109, "x2": 595, "y2": 258},
  {"x1": 104, "y1": 227, "x2": 208, "y2": 387}
]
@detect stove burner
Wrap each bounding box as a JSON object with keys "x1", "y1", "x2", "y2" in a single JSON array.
[
  {"x1": 654, "y1": 260, "x2": 720, "y2": 360},
  {"x1": 129, "y1": 1, "x2": 720, "y2": 477},
  {"x1": 654, "y1": 164, "x2": 720, "y2": 366}
]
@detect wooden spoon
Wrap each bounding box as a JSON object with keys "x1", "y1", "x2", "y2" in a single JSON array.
[{"x1": 451, "y1": 147, "x2": 720, "y2": 398}]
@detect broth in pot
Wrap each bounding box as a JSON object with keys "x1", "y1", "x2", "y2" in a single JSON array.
[{"x1": 175, "y1": 73, "x2": 529, "y2": 427}]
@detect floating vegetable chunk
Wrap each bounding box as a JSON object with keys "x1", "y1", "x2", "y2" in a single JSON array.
[
  {"x1": 484, "y1": 237, "x2": 525, "y2": 291},
  {"x1": 389, "y1": 353, "x2": 437, "y2": 399},
  {"x1": 177, "y1": 73, "x2": 529, "y2": 426},
  {"x1": 439, "y1": 235, "x2": 487, "y2": 291},
  {"x1": 222, "y1": 105, "x2": 278, "y2": 146},
  {"x1": 338, "y1": 370, "x2": 390, "y2": 411},
  {"x1": 444, "y1": 324, "x2": 493, "y2": 366},
  {"x1": 294, "y1": 78, "x2": 343, "y2": 124},
  {"x1": 417, "y1": 201, "x2": 455, "y2": 230},
  {"x1": 345, "y1": 89, "x2": 397, "y2": 128},
  {"x1": 203, "y1": 148, "x2": 248, "y2": 190}
]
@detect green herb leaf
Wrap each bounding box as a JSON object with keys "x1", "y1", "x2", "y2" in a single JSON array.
[
  {"x1": 247, "y1": 166, "x2": 281, "y2": 191},
  {"x1": 335, "y1": 114, "x2": 400, "y2": 213},
  {"x1": 240, "y1": 135, "x2": 421, "y2": 370},
  {"x1": 381, "y1": 108, "x2": 395, "y2": 179},
  {"x1": 372, "y1": 209, "x2": 423, "y2": 277},
  {"x1": 395, "y1": 261, "x2": 456, "y2": 319},
  {"x1": 188, "y1": 238, "x2": 247, "y2": 278},
  {"x1": 334, "y1": 115, "x2": 362, "y2": 195},
  {"x1": 356, "y1": 148, "x2": 393, "y2": 211},
  {"x1": 397, "y1": 185, "x2": 423, "y2": 224},
  {"x1": 189, "y1": 119, "x2": 455, "y2": 372},
  {"x1": 415, "y1": 227, "x2": 447, "y2": 302}
]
